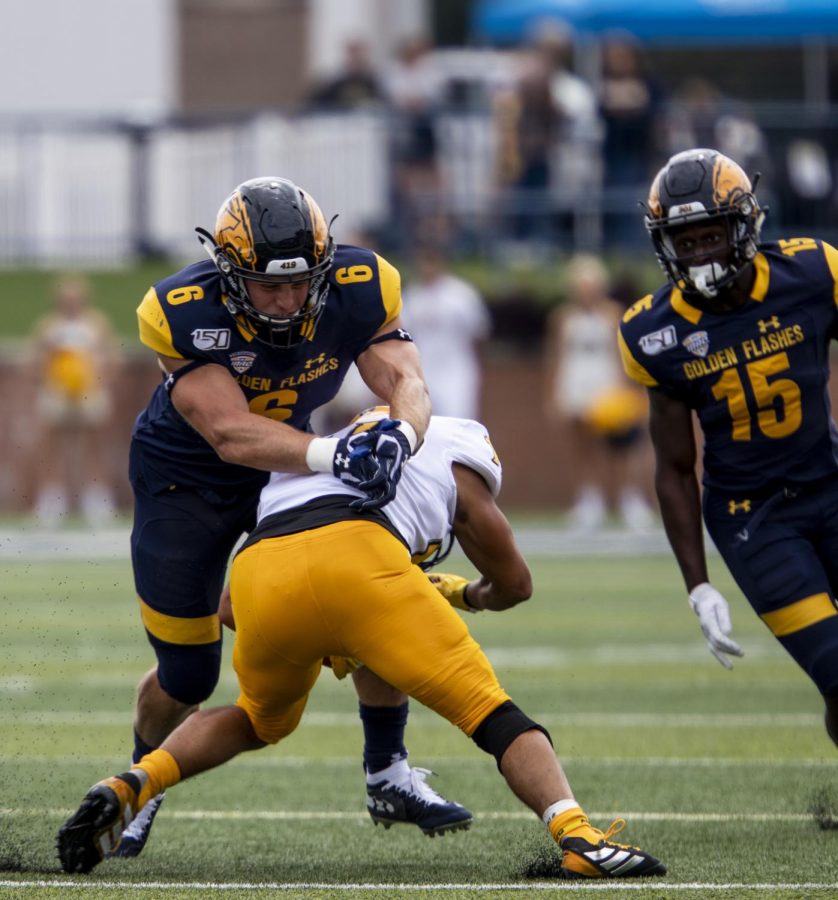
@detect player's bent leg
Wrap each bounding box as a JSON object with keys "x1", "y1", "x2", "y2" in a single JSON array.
[
  {"x1": 115, "y1": 639, "x2": 222, "y2": 859},
  {"x1": 352, "y1": 667, "x2": 473, "y2": 837},
  {"x1": 476, "y1": 711, "x2": 666, "y2": 879},
  {"x1": 134, "y1": 667, "x2": 199, "y2": 748},
  {"x1": 115, "y1": 638, "x2": 223, "y2": 859}
]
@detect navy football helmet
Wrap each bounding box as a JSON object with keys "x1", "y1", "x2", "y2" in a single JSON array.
[
  {"x1": 644, "y1": 149, "x2": 765, "y2": 299},
  {"x1": 197, "y1": 177, "x2": 335, "y2": 347}
]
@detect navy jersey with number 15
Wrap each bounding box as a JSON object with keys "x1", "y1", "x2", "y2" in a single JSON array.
[
  {"x1": 131, "y1": 244, "x2": 401, "y2": 494},
  {"x1": 619, "y1": 238, "x2": 838, "y2": 493}
]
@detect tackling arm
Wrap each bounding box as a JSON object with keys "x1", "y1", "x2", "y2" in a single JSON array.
[
  {"x1": 450, "y1": 463, "x2": 532, "y2": 611},
  {"x1": 355, "y1": 316, "x2": 431, "y2": 442},
  {"x1": 162, "y1": 356, "x2": 314, "y2": 473}
]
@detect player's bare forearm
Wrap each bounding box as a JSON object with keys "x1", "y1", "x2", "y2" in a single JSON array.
[
  {"x1": 453, "y1": 464, "x2": 532, "y2": 611},
  {"x1": 387, "y1": 371, "x2": 431, "y2": 439},
  {"x1": 655, "y1": 463, "x2": 709, "y2": 591},
  {"x1": 649, "y1": 389, "x2": 709, "y2": 592},
  {"x1": 168, "y1": 360, "x2": 314, "y2": 473}
]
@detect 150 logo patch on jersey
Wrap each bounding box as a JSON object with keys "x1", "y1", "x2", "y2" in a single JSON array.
[
  {"x1": 192, "y1": 328, "x2": 231, "y2": 351},
  {"x1": 639, "y1": 325, "x2": 677, "y2": 356}
]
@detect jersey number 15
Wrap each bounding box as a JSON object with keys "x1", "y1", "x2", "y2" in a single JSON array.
[{"x1": 711, "y1": 351, "x2": 802, "y2": 441}]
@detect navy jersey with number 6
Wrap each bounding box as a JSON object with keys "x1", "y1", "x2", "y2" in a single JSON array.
[
  {"x1": 619, "y1": 238, "x2": 838, "y2": 492},
  {"x1": 132, "y1": 244, "x2": 401, "y2": 494}
]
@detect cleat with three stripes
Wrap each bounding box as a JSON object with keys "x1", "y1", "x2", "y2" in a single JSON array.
[{"x1": 559, "y1": 818, "x2": 666, "y2": 878}]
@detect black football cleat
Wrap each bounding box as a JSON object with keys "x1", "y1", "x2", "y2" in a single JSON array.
[{"x1": 56, "y1": 775, "x2": 140, "y2": 874}]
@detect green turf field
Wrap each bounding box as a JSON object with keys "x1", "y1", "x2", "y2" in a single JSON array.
[{"x1": 1, "y1": 552, "x2": 836, "y2": 899}]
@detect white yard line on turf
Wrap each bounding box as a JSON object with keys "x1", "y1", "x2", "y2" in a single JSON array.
[
  {"x1": 0, "y1": 710, "x2": 824, "y2": 727},
  {"x1": 0, "y1": 808, "x2": 823, "y2": 823},
  {"x1": 3, "y1": 754, "x2": 836, "y2": 768},
  {"x1": 3, "y1": 879, "x2": 838, "y2": 892}
]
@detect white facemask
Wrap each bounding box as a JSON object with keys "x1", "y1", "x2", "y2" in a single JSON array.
[{"x1": 688, "y1": 262, "x2": 729, "y2": 298}]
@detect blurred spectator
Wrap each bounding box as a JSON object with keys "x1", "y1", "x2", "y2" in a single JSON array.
[
  {"x1": 493, "y1": 47, "x2": 563, "y2": 253},
  {"x1": 383, "y1": 35, "x2": 446, "y2": 246},
  {"x1": 667, "y1": 78, "x2": 770, "y2": 179},
  {"x1": 598, "y1": 34, "x2": 666, "y2": 246},
  {"x1": 401, "y1": 244, "x2": 490, "y2": 419},
  {"x1": 782, "y1": 137, "x2": 834, "y2": 229},
  {"x1": 532, "y1": 21, "x2": 601, "y2": 208},
  {"x1": 544, "y1": 255, "x2": 654, "y2": 531},
  {"x1": 306, "y1": 38, "x2": 386, "y2": 112},
  {"x1": 28, "y1": 273, "x2": 122, "y2": 527}
]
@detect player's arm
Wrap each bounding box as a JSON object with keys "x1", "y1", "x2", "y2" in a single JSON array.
[
  {"x1": 160, "y1": 355, "x2": 314, "y2": 473},
  {"x1": 649, "y1": 388, "x2": 707, "y2": 590},
  {"x1": 355, "y1": 315, "x2": 431, "y2": 442},
  {"x1": 650, "y1": 388, "x2": 743, "y2": 668},
  {"x1": 448, "y1": 463, "x2": 532, "y2": 611}
]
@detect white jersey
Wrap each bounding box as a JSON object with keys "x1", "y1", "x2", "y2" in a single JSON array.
[{"x1": 257, "y1": 417, "x2": 502, "y2": 560}]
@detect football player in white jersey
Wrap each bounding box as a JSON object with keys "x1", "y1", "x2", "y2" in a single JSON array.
[{"x1": 58, "y1": 409, "x2": 665, "y2": 880}]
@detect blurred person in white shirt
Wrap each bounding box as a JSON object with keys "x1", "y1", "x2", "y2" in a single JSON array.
[{"x1": 401, "y1": 245, "x2": 491, "y2": 419}]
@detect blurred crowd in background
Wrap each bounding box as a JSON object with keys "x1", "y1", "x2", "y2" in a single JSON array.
[{"x1": 5, "y1": 0, "x2": 838, "y2": 527}]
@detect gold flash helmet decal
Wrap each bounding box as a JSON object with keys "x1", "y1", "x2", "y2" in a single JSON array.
[
  {"x1": 712, "y1": 155, "x2": 752, "y2": 210},
  {"x1": 215, "y1": 191, "x2": 256, "y2": 270},
  {"x1": 646, "y1": 170, "x2": 663, "y2": 220},
  {"x1": 302, "y1": 192, "x2": 330, "y2": 266}
]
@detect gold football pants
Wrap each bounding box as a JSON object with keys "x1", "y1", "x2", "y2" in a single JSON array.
[{"x1": 229, "y1": 519, "x2": 511, "y2": 744}]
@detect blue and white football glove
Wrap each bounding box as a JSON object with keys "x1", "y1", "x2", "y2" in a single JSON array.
[
  {"x1": 330, "y1": 429, "x2": 380, "y2": 490},
  {"x1": 352, "y1": 418, "x2": 416, "y2": 511},
  {"x1": 306, "y1": 418, "x2": 417, "y2": 510},
  {"x1": 306, "y1": 428, "x2": 377, "y2": 488}
]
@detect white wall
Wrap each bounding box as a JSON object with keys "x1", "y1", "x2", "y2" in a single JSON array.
[
  {"x1": 307, "y1": 0, "x2": 428, "y2": 78},
  {"x1": 0, "y1": 0, "x2": 176, "y2": 117}
]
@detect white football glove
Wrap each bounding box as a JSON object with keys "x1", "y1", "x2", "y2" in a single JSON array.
[{"x1": 688, "y1": 582, "x2": 744, "y2": 670}]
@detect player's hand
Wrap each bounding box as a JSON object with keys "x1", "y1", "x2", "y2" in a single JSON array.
[
  {"x1": 428, "y1": 573, "x2": 478, "y2": 612},
  {"x1": 330, "y1": 429, "x2": 380, "y2": 490},
  {"x1": 688, "y1": 582, "x2": 744, "y2": 669},
  {"x1": 323, "y1": 655, "x2": 362, "y2": 680},
  {"x1": 351, "y1": 418, "x2": 415, "y2": 511}
]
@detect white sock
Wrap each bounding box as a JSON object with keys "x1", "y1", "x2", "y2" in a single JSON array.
[
  {"x1": 542, "y1": 798, "x2": 581, "y2": 826},
  {"x1": 366, "y1": 755, "x2": 410, "y2": 788}
]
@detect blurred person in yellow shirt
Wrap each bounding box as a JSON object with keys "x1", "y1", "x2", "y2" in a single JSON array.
[
  {"x1": 545, "y1": 255, "x2": 654, "y2": 531},
  {"x1": 29, "y1": 273, "x2": 122, "y2": 526}
]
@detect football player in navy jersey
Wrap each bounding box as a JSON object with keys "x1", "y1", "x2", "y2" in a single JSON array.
[
  {"x1": 117, "y1": 176, "x2": 470, "y2": 855},
  {"x1": 619, "y1": 149, "x2": 838, "y2": 750}
]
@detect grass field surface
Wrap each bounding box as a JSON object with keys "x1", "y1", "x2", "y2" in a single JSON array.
[{"x1": 1, "y1": 550, "x2": 837, "y2": 898}]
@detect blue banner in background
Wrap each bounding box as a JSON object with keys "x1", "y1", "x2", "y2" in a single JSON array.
[{"x1": 473, "y1": 0, "x2": 838, "y2": 43}]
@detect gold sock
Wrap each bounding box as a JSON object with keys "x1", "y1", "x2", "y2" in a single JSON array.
[
  {"x1": 134, "y1": 749, "x2": 181, "y2": 806},
  {"x1": 548, "y1": 806, "x2": 599, "y2": 844}
]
